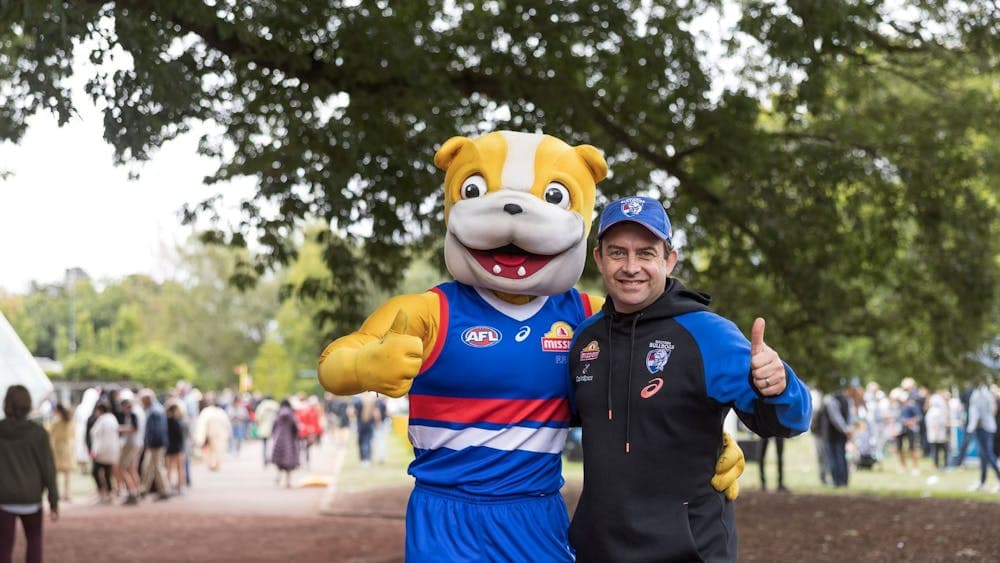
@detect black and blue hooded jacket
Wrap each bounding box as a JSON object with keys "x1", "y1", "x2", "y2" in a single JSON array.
[{"x1": 567, "y1": 279, "x2": 812, "y2": 562}]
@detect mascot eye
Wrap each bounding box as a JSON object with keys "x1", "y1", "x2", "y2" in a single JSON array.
[
  {"x1": 544, "y1": 182, "x2": 571, "y2": 209},
  {"x1": 461, "y1": 175, "x2": 487, "y2": 199}
]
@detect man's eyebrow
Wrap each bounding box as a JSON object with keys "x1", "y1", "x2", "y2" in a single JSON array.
[{"x1": 605, "y1": 242, "x2": 659, "y2": 254}]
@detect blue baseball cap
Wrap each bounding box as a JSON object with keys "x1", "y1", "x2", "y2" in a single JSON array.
[{"x1": 597, "y1": 196, "x2": 672, "y2": 244}]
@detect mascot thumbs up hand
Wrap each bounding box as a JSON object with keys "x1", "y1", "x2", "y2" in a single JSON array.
[
  {"x1": 319, "y1": 300, "x2": 427, "y2": 397},
  {"x1": 319, "y1": 308, "x2": 423, "y2": 397}
]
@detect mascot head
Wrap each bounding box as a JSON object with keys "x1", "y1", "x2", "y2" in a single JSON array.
[{"x1": 434, "y1": 131, "x2": 607, "y2": 297}]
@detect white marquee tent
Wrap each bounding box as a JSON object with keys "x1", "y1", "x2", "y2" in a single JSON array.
[{"x1": 0, "y1": 311, "x2": 53, "y2": 419}]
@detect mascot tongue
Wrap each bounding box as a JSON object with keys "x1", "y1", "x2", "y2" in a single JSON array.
[{"x1": 469, "y1": 247, "x2": 552, "y2": 280}]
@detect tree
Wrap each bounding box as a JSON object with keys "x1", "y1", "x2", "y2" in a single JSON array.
[
  {"x1": 0, "y1": 241, "x2": 285, "y2": 390},
  {"x1": 2, "y1": 1, "x2": 997, "y2": 388},
  {"x1": 147, "y1": 237, "x2": 283, "y2": 388},
  {"x1": 124, "y1": 346, "x2": 198, "y2": 391},
  {"x1": 251, "y1": 338, "x2": 295, "y2": 398}
]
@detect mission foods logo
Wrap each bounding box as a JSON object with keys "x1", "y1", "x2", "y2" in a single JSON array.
[
  {"x1": 462, "y1": 326, "x2": 502, "y2": 348},
  {"x1": 541, "y1": 321, "x2": 574, "y2": 352},
  {"x1": 579, "y1": 341, "x2": 600, "y2": 361}
]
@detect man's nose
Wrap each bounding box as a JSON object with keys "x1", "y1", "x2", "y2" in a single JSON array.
[{"x1": 622, "y1": 253, "x2": 642, "y2": 272}]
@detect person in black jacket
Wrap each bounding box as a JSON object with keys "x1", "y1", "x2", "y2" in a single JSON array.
[
  {"x1": 0, "y1": 384, "x2": 59, "y2": 563},
  {"x1": 822, "y1": 381, "x2": 863, "y2": 487},
  {"x1": 568, "y1": 196, "x2": 812, "y2": 563}
]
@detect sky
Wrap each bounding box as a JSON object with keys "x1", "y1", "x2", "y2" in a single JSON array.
[{"x1": 0, "y1": 101, "x2": 250, "y2": 294}]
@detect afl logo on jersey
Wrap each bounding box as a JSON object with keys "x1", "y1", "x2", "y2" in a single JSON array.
[{"x1": 462, "y1": 326, "x2": 502, "y2": 348}]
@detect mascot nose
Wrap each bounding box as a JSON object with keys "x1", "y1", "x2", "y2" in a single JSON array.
[{"x1": 503, "y1": 203, "x2": 523, "y2": 215}]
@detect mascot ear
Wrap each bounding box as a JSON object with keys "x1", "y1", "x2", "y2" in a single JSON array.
[
  {"x1": 574, "y1": 144, "x2": 608, "y2": 183},
  {"x1": 435, "y1": 136, "x2": 473, "y2": 171}
]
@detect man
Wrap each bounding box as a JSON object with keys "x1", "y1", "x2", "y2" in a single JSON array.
[
  {"x1": 966, "y1": 378, "x2": 1000, "y2": 492},
  {"x1": 254, "y1": 396, "x2": 279, "y2": 467},
  {"x1": 895, "y1": 387, "x2": 922, "y2": 473},
  {"x1": 0, "y1": 385, "x2": 59, "y2": 563},
  {"x1": 118, "y1": 398, "x2": 142, "y2": 505},
  {"x1": 138, "y1": 389, "x2": 170, "y2": 501},
  {"x1": 822, "y1": 379, "x2": 863, "y2": 487},
  {"x1": 568, "y1": 196, "x2": 812, "y2": 562}
]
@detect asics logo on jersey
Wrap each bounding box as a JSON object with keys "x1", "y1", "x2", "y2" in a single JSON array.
[
  {"x1": 641, "y1": 377, "x2": 664, "y2": 399},
  {"x1": 515, "y1": 326, "x2": 531, "y2": 342}
]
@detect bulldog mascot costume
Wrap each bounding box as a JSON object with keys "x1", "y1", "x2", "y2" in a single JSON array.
[{"x1": 318, "y1": 131, "x2": 743, "y2": 561}]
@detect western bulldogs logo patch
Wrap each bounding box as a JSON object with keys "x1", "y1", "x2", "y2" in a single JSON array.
[
  {"x1": 621, "y1": 197, "x2": 645, "y2": 217},
  {"x1": 646, "y1": 341, "x2": 674, "y2": 374}
]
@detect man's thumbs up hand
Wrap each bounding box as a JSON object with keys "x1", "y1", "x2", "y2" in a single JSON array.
[
  {"x1": 751, "y1": 317, "x2": 766, "y2": 356},
  {"x1": 749, "y1": 317, "x2": 785, "y2": 396}
]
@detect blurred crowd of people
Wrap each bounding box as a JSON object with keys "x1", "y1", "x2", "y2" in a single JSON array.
[
  {"x1": 32, "y1": 381, "x2": 407, "y2": 507},
  {"x1": 811, "y1": 376, "x2": 1000, "y2": 492},
  {"x1": 2, "y1": 380, "x2": 408, "y2": 563}
]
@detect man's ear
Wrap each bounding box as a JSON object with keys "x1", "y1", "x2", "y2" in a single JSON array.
[
  {"x1": 592, "y1": 245, "x2": 605, "y2": 274},
  {"x1": 664, "y1": 248, "x2": 679, "y2": 275},
  {"x1": 574, "y1": 144, "x2": 608, "y2": 183},
  {"x1": 434, "y1": 136, "x2": 473, "y2": 171}
]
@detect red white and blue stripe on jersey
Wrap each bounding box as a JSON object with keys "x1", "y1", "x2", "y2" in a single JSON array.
[{"x1": 406, "y1": 281, "x2": 592, "y2": 497}]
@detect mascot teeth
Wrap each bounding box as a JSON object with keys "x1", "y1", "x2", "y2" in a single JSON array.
[{"x1": 466, "y1": 246, "x2": 552, "y2": 280}]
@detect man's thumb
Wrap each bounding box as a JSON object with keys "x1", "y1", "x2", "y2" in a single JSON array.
[
  {"x1": 750, "y1": 317, "x2": 765, "y2": 355},
  {"x1": 388, "y1": 310, "x2": 408, "y2": 335}
]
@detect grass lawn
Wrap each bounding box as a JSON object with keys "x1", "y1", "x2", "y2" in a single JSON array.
[
  {"x1": 563, "y1": 432, "x2": 1000, "y2": 502},
  {"x1": 337, "y1": 428, "x2": 1000, "y2": 504}
]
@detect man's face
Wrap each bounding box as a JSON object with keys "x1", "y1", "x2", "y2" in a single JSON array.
[{"x1": 594, "y1": 222, "x2": 677, "y2": 314}]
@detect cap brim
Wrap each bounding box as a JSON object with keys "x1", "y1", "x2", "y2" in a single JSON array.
[{"x1": 598, "y1": 218, "x2": 670, "y2": 241}]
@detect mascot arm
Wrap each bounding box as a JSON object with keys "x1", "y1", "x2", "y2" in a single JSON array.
[
  {"x1": 317, "y1": 292, "x2": 440, "y2": 398},
  {"x1": 712, "y1": 431, "x2": 745, "y2": 500}
]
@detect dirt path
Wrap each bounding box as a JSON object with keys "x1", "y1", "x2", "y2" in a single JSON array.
[
  {"x1": 15, "y1": 438, "x2": 406, "y2": 563},
  {"x1": 14, "y1": 438, "x2": 1000, "y2": 562}
]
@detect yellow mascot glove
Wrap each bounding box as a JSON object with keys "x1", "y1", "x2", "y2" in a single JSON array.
[
  {"x1": 711, "y1": 431, "x2": 745, "y2": 501},
  {"x1": 353, "y1": 310, "x2": 424, "y2": 398}
]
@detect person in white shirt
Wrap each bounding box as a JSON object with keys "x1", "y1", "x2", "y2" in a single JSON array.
[
  {"x1": 966, "y1": 380, "x2": 1000, "y2": 492},
  {"x1": 89, "y1": 402, "x2": 121, "y2": 504}
]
